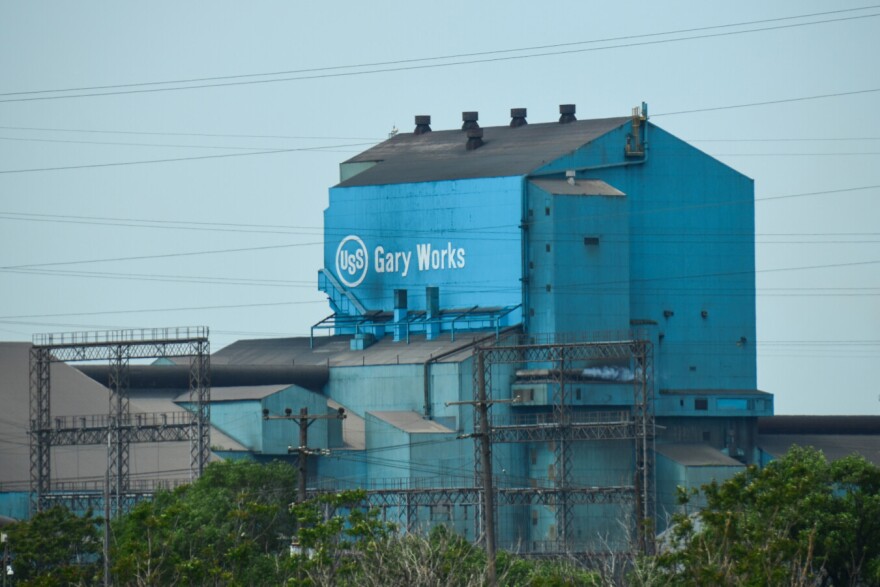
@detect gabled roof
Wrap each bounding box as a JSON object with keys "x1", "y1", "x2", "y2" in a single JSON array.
[{"x1": 338, "y1": 117, "x2": 630, "y2": 187}]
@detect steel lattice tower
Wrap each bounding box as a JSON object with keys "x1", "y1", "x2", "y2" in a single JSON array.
[{"x1": 28, "y1": 327, "x2": 210, "y2": 515}]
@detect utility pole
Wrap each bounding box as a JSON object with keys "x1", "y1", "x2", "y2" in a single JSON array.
[
  {"x1": 263, "y1": 407, "x2": 346, "y2": 503},
  {"x1": 448, "y1": 352, "x2": 520, "y2": 587},
  {"x1": 104, "y1": 431, "x2": 111, "y2": 587},
  {"x1": 475, "y1": 355, "x2": 497, "y2": 587}
]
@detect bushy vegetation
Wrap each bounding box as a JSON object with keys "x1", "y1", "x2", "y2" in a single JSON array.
[{"x1": 6, "y1": 448, "x2": 880, "y2": 586}]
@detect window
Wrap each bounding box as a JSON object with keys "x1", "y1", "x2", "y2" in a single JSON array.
[{"x1": 695, "y1": 398, "x2": 708, "y2": 410}]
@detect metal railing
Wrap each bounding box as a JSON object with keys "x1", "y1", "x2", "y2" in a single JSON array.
[{"x1": 33, "y1": 326, "x2": 209, "y2": 346}]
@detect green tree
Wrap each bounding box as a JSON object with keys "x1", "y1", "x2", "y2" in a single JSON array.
[
  {"x1": 6, "y1": 506, "x2": 101, "y2": 587},
  {"x1": 111, "y1": 459, "x2": 299, "y2": 586},
  {"x1": 655, "y1": 446, "x2": 880, "y2": 586}
]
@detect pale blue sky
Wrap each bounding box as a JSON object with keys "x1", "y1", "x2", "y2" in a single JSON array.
[{"x1": 1, "y1": 1, "x2": 878, "y2": 414}]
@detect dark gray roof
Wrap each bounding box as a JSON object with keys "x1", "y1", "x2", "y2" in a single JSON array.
[
  {"x1": 0, "y1": 343, "x2": 244, "y2": 489},
  {"x1": 338, "y1": 117, "x2": 630, "y2": 187},
  {"x1": 368, "y1": 411, "x2": 455, "y2": 434},
  {"x1": 214, "y1": 332, "x2": 489, "y2": 368},
  {"x1": 656, "y1": 443, "x2": 744, "y2": 467},
  {"x1": 759, "y1": 415, "x2": 880, "y2": 435},
  {"x1": 758, "y1": 434, "x2": 880, "y2": 467}
]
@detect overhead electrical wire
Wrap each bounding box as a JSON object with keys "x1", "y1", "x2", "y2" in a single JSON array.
[
  {"x1": 0, "y1": 185, "x2": 877, "y2": 243},
  {"x1": 0, "y1": 7, "x2": 877, "y2": 103},
  {"x1": 0, "y1": 142, "x2": 376, "y2": 175}
]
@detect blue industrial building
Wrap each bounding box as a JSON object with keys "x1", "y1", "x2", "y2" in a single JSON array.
[
  {"x1": 0, "y1": 103, "x2": 779, "y2": 555},
  {"x1": 308, "y1": 103, "x2": 771, "y2": 551}
]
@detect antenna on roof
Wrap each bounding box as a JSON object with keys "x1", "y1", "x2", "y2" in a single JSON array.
[{"x1": 388, "y1": 125, "x2": 398, "y2": 138}]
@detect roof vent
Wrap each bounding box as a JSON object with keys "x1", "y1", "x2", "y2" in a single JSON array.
[
  {"x1": 510, "y1": 108, "x2": 527, "y2": 127},
  {"x1": 414, "y1": 115, "x2": 432, "y2": 135},
  {"x1": 559, "y1": 104, "x2": 576, "y2": 124},
  {"x1": 466, "y1": 127, "x2": 484, "y2": 151},
  {"x1": 461, "y1": 111, "x2": 479, "y2": 131}
]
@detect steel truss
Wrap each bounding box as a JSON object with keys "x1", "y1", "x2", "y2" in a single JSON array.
[
  {"x1": 472, "y1": 334, "x2": 655, "y2": 556},
  {"x1": 29, "y1": 327, "x2": 210, "y2": 516}
]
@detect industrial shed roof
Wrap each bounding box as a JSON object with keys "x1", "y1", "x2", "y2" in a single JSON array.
[
  {"x1": 174, "y1": 384, "x2": 291, "y2": 403},
  {"x1": 0, "y1": 343, "x2": 244, "y2": 490},
  {"x1": 656, "y1": 443, "x2": 743, "y2": 467},
  {"x1": 758, "y1": 434, "x2": 880, "y2": 467},
  {"x1": 338, "y1": 117, "x2": 630, "y2": 187},
  {"x1": 329, "y1": 399, "x2": 365, "y2": 450},
  {"x1": 368, "y1": 411, "x2": 456, "y2": 434},
  {"x1": 214, "y1": 332, "x2": 489, "y2": 368},
  {"x1": 529, "y1": 178, "x2": 625, "y2": 197}
]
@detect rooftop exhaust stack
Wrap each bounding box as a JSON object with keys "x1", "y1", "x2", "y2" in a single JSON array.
[
  {"x1": 461, "y1": 111, "x2": 479, "y2": 131},
  {"x1": 414, "y1": 115, "x2": 432, "y2": 135},
  {"x1": 510, "y1": 108, "x2": 527, "y2": 127},
  {"x1": 559, "y1": 104, "x2": 576, "y2": 124},
  {"x1": 466, "y1": 127, "x2": 484, "y2": 151}
]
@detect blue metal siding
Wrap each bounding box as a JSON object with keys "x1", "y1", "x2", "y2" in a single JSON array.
[
  {"x1": 330, "y1": 364, "x2": 425, "y2": 415},
  {"x1": 595, "y1": 125, "x2": 757, "y2": 392},
  {"x1": 323, "y1": 177, "x2": 523, "y2": 317},
  {"x1": 527, "y1": 182, "x2": 630, "y2": 336}
]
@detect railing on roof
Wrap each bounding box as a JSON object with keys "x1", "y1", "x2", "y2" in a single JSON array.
[
  {"x1": 310, "y1": 304, "x2": 521, "y2": 347},
  {"x1": 48, "y1": 411, "x2": 194, "y2": 431},
  {"x1": 33, "y1": 326, "x2": 209, "y2": 346}
]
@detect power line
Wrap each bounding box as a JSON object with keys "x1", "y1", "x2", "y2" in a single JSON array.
[
  {"x1": 0, "y1": 134, "x2": 324, "y2": 151},
  {"x1": 0, "y1": 124, "x2": 380, "y2": 141},
  {"x1": 1, "y1": 242, "x2": 322, "y2": 270},
  {"x1": 1, "y1": 10, "x2": 877, "y2": 103},
  {"x1": 0, "y1": 142, "x2": 376, "y2": 174},
  {"x1": 652, "y1": 88, "x2": 880, "y2": 117}
]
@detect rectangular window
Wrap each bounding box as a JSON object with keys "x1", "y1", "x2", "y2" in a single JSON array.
[
  {"x1": 584, "y1": 236, "x2": 600, "y2": 246},
  {"x1": 695, "y1": 398, "x2": 708, "y2": 410}
]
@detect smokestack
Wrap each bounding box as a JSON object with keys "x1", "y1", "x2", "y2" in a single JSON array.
[
  {"x1": 414, "y1": 115, "x2": 432, "y2": 135},
  {"x1": 559, "y1": 104, "x2": 576, "y2": 124},
  {"x1": 510, "y1": 108, "x2": 527, "y2": 127},
  {"x1": 461, "y1": 111, "x2": 479, "y2": 131},
  {"x1": 465, "y1": 127, "x2": 484, "y2": 151}
]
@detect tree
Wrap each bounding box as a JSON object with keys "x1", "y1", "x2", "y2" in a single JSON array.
[
  {"x1": 111, "y1": 459, "x2": 299, "y2": 586},
  {"x1": 654, "y1": 446, "x2": 880, "y2": 586},
  {"x1": 6, "y1": 506, "x2": 101, "y2": 587}
]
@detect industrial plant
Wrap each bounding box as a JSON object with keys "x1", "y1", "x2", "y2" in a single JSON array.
[{"x1": 5, "y1": 102, "x2": 823, "y2": 556}]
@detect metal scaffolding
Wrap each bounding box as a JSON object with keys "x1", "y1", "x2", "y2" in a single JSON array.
[
  {"x1": 28, "y1": 327, "x2": 210, "y2": 516},
  {"x1": 471, "y1": 334, "x2": 655, "y2": 557}
]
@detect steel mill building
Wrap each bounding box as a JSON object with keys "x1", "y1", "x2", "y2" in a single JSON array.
[{"x1": 2, "y1": 103, "x2": 789, "y2": 555}]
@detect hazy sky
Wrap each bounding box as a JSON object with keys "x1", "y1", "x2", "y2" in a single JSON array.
[{"x1": 1, "y1": 2, "x2": 878, "y2": 415}]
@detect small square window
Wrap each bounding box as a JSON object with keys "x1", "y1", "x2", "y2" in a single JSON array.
[
  {"x1": 695, "y1": 398, "x2": 708, "y2": 410},
  {"x1": 584, "y1": 236, "x2": 600, "y2": 246}
]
